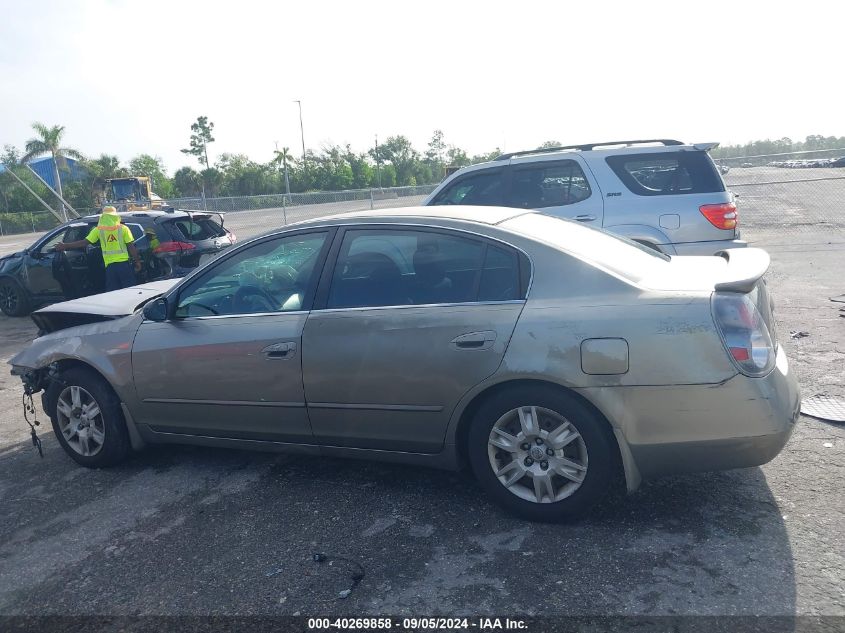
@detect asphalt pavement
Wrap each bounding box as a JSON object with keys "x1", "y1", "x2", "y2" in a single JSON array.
[{"x1": 0, "y1": 247, "x2": 842, "y2": 621}]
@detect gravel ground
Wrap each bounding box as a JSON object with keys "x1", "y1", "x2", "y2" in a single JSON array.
[{"x1": 0, "y1": 178, "x2": 842, "y2": 624}]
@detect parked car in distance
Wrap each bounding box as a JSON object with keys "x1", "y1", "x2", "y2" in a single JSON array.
[
  {"x1": 0, "y1": 210, "x2": 235, "y2": 316},
  {"x1": 10, "y1": 206, "x2": 799, "y2": 521},
  {"x1": 829, "y1": 156, "x2": 845, "y2": 167},
  {"x1": 424, "y1": 139, "x2": 746, "y2": 256}
]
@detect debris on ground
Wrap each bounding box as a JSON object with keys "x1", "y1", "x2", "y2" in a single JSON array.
[
  {"x1": 790, "y1": 330, "x2": 810, "y2": 339},
  {"x1": 312, "y1": 551, "x2": 366, "y2": 600},
  {"x1": 801, "y1": 395, "x2": 845, "y2": 423}
]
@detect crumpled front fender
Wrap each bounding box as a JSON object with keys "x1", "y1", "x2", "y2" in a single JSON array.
[{"x1": 8, "y1": 313, "x2": 143, "y2": 404}]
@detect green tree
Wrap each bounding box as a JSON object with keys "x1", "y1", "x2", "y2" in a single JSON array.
[
  {"x1": 271, "y1": 146, "x2": 294, "y2": 196},
  {"x1": 446, "y1": 146, "x2": 470, "y2": 168},
  {"x1": 129, "y1": 154, "x2": 173, "y2": 197},
  {"x1": 374, "y1": 135, "x2": 419, "y2": 186},
  {"x1": 85, "y1": 154, "x2": 128, "y2": 180},
  {"x1": 173, "y1": 166, "x2": 202, "y2": 197},
  {"x1": 21, "y1": 122, "x2": 85, "y2": 215},
  {"x1": 538, "y1": 140, "x2": 562, "y2": 149},
  {"x1": 181, "y1": 116, "x2": 215, "y2": 168}
]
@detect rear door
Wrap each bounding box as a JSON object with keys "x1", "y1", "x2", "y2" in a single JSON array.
[
  {"x1": 506, "y1": 157, "x2": 604, "y2": 226},
  {"x1": 302, "y1": 226, "x2": 528, "y2": 453}
]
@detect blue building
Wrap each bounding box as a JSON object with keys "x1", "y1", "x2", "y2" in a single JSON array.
[{"x1": 0, "y1": 156, "x2": 87, "y2": 189}]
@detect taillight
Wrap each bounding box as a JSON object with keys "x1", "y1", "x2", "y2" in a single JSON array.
[
  {"x1": 712, "y1": 292, "x2": 775, "y2": 376},
  {"x1": 700, "y1": 202, "x2": 738, "y2": 230},
  {"x1": 227, "y1": 230, "x2": 237, "y2": 243},
  {"x1": 153, "y1": 241, "x2": 196, "y2": 254}
]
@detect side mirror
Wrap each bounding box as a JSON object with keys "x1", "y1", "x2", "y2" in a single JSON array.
[{"x1": 143, "y1": 297, "x2": 169, "y2": 322}]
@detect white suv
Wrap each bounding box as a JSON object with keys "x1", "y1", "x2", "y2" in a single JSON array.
[{"x1": 424, "y1": 139, "x2": 745, "y2": 255}]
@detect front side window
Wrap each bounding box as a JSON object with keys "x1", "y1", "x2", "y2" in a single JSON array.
[
  {"x1": 606, "y1": 151, "x2": 725, "y2": 196},
  {"x1": 175, "y1": 232, "x2": 327, "y2": 317},
  {"x1": 430, "y1": 170, "x2": 505, "y2": 207},
  {"x1": 508, "y1": 160, "x2": 592, "y2": 209}
]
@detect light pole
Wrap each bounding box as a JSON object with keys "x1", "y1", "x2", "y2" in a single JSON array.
[
  {"x1": 375, "y1": 134, "x2": 382, "y2": 190},
  {"x1": 293, "y1": 100, "x2": 306, "y2": 164}
]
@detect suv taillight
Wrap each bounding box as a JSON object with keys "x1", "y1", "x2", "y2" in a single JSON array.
[
  {"x1": 153, "y1": 241, "x2": 196, "y2": 254},
  {"x1": 700, "y1": 202, "x2": 738, "y2": 230},
  {"x1": 712, "y1": 292, "x2": 775, "y2": 376}
]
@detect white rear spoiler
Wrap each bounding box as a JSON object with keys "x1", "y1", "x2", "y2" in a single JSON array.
[{"x1": 713, "y1": 248, "x2": 770, "y2": 293}]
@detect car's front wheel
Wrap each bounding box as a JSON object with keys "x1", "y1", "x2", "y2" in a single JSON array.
[
  {"x1": 0, "y1": 278, "x2": 30, "y2": 316},
  {"x1": 49, "y1": 367, "x2": 131, "y2": 467},
  {"x1": 467, "y1": 386, "x2": 616, "y2": 521}
]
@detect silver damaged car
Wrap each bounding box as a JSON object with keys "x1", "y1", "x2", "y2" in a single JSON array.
[{"x1": 9, "y1": 207, "x2": 800, "y2": 521}]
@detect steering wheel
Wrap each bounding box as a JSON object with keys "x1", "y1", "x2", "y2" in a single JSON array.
[{"x1": 233, "y1": 285, "x2": 277, "y2": 313}]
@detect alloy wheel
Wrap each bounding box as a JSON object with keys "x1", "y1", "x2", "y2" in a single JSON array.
[
  {"x1": 487, "y1": 405, "x2": 588, "y2": 504},
  {"x1": 56, "y1": 385, "x2": 106, "y2": 457},
  {"x1": 0, "y1": 284, "x2": 18, "y2": 313}
]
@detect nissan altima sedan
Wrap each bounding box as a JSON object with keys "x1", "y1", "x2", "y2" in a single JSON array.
[{"x1": 9, "y1": 207, "x2": 800, "y2": 521}]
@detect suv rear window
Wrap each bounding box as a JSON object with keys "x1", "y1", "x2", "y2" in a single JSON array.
[
  {"x1": 167, "y1": 217, "x2": 227, "y2": 241},
  {"x1": 606, "y1": 151, "x2": 724, "y2": 196}
]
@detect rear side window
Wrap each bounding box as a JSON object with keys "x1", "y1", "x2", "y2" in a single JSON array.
[
  {"x1": 509, "y1": 160, "x2": 592, "y2": 209},
  {"x1": 168, "y1": 217, "x2": 226, "y2": 241},
  {"x1": 478, "y1": 244, "x2": 521, "y2": 302},
  {"x1": 606, "y1": 151, "x2": 725, "y2": 196},
  {"x1": 430, "y1": 170, "x2": 505, "y2": 206}
]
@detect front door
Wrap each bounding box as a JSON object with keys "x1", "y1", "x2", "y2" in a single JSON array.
[
  {"x1": 131, "y1": 230, "x2": 332, "y2": 442},
  {"x1": 506, "y1": 157, "x2": 604, "y2": 226},
  {"x1": 302, "y1": 227, "x2": 527, "y2": 453}
]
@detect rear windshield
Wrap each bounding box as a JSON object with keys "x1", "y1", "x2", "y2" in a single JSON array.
[
  {"x1": 167, "y1": 217, "x2": 226, "y2": 241},
  {"x1": 501, "y1": 213, "x2": 669, "y2": 283},
  {"x1": 606, "y1": 151, "x2": 724, "y2": 196}
]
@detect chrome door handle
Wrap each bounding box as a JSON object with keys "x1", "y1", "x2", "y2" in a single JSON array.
[
  {"x1": 262, "y1": 341, "x2": 297, "y2": 359},
  {"x1": 574, "y1": 215, "x2": 596, "y2": 222},
  {"x1": 451, "y1": 330, "x2": 497, "y2": 351}
]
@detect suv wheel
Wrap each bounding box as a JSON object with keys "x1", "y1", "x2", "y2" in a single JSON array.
[
  {"x1": 467, "y1": 386, "x2": 615, "y2": 521},
  {"x1": 50, "y1": 368, "x2": 131, "y2": 467},
  {"x1": 0, "y1": 278, "x2": 30, "y2": 316}
]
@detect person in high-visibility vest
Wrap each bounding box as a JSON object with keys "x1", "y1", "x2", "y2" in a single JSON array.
[{"x1": 56, "y1": 206, "x2": 142, "y2": 292}]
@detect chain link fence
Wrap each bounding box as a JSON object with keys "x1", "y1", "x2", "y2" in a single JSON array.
[
  {"x1": 166, "y1": 185, "x2": 438, "y2": 242},
  {"x1": 0, "y1": 210, "x2": 62, "y2": 236},
  {"x1": 1, "y1": 162, "x2": 843, "y2": 252},
  {"x1": 722, "y1": 164, "x2": 845, "y2": 247}
]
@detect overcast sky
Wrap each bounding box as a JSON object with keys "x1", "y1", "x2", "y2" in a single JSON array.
[{"x1": 1, "y1": 0, "x2": 840, "y2": 173}]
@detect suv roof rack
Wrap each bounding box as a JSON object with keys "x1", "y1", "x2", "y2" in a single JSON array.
[{"x1": 494, "y1": 139, "x2": 685, "y2": 161}]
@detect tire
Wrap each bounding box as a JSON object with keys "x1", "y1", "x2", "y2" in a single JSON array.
[
  {"x1": 0, "y1": 278, "x2": 30, "y2": 317},
  {"x1": 48, "y1": 367, "x2": 131, "y2": 467},
  {"x1": 467, "y1": 385, "x2": 616, "y2": 522}
]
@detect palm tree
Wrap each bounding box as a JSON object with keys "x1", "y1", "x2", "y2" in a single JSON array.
[
  {"x1": 21, "y1": 123, "x2": 84, "y2": 218},
  {"x1": 271, "y1": 145, "x2": 293, "y2": 199}
]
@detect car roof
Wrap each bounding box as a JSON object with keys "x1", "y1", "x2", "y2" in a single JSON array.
[
  {"x1": 78, "y1": 210, "x2": 210, "y2": 223},
  {"x1": 294, "y1": 205, "x2": 534, "y2": 227}
]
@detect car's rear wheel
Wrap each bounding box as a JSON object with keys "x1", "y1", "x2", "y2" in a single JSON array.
[
  {"x1": 0, "y1": 278, "x2": 30, "y2": 316},
  {"x1": 467, "y1": 386, "x2": 616, "y2": 521},
  {"x1": 50, "y1": 368, "x2": 130, "y2": 467}
]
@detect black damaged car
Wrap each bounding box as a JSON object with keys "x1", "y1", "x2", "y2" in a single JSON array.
[{"x1": 0, "y1": 210, "x2": 235, "y2": 316}]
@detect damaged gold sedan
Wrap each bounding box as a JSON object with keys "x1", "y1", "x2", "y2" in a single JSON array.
[{"x1": 9, "y1": 207, "x2": 800, "y2": 521}]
